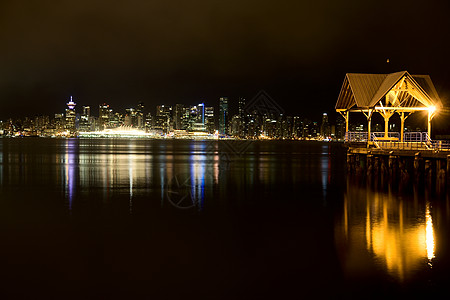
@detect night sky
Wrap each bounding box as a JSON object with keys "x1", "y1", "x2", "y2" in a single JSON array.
[{"x1": 1, "y1": 0, "x2": 450, "y2": 122}]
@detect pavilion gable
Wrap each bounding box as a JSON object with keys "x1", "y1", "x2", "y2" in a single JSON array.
[
  {"x1": 336, "y1": 73, "x2": 387, "y2": 110},
  {"x1": 369, "y1": 71, "x2": 438, "y2": 109}
]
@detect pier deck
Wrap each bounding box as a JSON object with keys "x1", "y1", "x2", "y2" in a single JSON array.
[{"x1": 347, "y1": 143, "x2": 450, "y2": 159}]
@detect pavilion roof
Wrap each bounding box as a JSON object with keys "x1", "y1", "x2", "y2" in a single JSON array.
[{"x1": 335, "y1": 71, "x2": 442, "y2": 111}]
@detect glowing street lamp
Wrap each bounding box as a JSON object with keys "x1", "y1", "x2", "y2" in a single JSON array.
[{"x1": 427, "y1": 105, "x2": 438, "y2": 139}]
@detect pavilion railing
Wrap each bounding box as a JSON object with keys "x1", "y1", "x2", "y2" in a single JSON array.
[
  {"x1": 345, "y1": 131, "x2": 406, "y2": 142},
  {"x1": 345, "y1": 131, "x2": 450, "y2": 151},
  {"x1": 403, "y1": 132, "x2": 429, "y2": 143},
  {"x1": 371, "y1": 132, "x2": 401, "y2": 140},
  {"x1": 345, "y1": 131, "x2": 368, "y2": 142}
]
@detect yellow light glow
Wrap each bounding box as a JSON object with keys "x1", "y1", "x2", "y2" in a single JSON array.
[
  {"x1": 425, "y1": 203, "x2": 435, "y2": 263},
  {"x1": 428, "y1": 106, "x2": 436, "y2": 113},
  {"x1": 337, "y1": 181, "x2": 443, "y2": 285}
]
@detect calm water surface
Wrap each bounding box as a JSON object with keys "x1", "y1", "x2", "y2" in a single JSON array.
[{"x1": 1, "y1": 138, "x2": 450, "y2": 299}]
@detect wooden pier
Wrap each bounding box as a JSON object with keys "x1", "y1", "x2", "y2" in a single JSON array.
[{"x1": 346, "y1": 143, "x2": 450, "y2": 191}]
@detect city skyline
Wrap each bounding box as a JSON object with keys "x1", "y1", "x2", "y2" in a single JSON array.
[{"x1": 0, "y1": 95, "x2": 343, "y2": 140}]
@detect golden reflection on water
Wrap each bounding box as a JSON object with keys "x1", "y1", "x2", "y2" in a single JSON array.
[
  {"x1": 426, "y1": 202, "x2": 435, "y2": 263},
  {"x1": 337, "y1": 179, "x2": 436, "y2": 282}
]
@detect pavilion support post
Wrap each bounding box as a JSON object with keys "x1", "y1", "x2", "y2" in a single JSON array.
[
  {"x1": 384, "y1": 115, "x2": 390, "y2": 138},
  {"x1": 400, "y1": 112, "x2": 405, "y2": 142},
  {"x1": 397, "y1": 111, "x2": 411, "y2": 143},
  {"x1": 339, "y1": 110, "x2": 350, "y2": 141},
  {"x1": 364, "y1": 109, "x2": 373, "y2": 147},
  {"x1": 380, "y1": 110, "x2": 394, "y2": 139},
  {"x1": 428, "y1": 110, "x2": 432, "y2": 139},
  {"x1": 345, "y1": 111, "x2": 349, "y2": 135}
]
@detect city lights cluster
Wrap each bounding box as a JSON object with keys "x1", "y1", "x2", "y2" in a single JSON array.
[{"x1": 0, "y1": 96, "x2": 343, "y2": 140}]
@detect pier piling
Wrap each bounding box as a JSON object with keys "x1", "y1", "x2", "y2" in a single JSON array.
[{"x1": 346, "y1": 146, "x2": 450, "y2": 190}]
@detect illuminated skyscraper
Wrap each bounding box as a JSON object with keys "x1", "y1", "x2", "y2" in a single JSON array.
[
  {"x1": 65, "y1": 96, "x2": 76, "y2": 132},
  {"x1": 136, "y1": 102, "x2": 145, "y2": 129},
  {"x1": 55, "y1": 113, "x2": 65, "y2": 132},
  {"x1": 99, "y1": 103, "x2": 111, "y2": 129},
  {"x1": 205, "y1": 106, "x2": 215, "y2": 133},
  {"x1": 197, "y1": 103, "x2": 205, "y2": 124},
  {"x1": 320, "y1": 113, "x2": 330, "y2": 137},
  {"x1": 336, "y1": 115, "x2": 345, "y2": 139},
  {"x1": 230, "y1": 115, "x2": 245, "y2": 137},
  {"x1": 79, "y1": 106, "x2": 91, "y2": 131},
  {"x1": 293, "y1": 116, "x2": 302, "y2": 139},
  {"x1": 145, "y1": 112, "x2": 152, "y2": 132},
  {"x1": 124, "y1": 108, "x2": 137, "y2": 127},
  {"x1": 181, "y1": 106, "x2": 190, "y2": 130},
  {"x1": 83, "y1": 106, "x2": 90, "y2": 117},
  {"x1": 155, "y1": 105, "x2": 172, "y2": 133},
  {"x1": 219, "y1": 97, "x2": 228, "y2": 135},
  {"x1": 238, "y1": 97, "x2": 246, "y2": 119},
  {"x1": 174, "y1": 104, "x2": 185, "y2": 130},
  {"x1": 189, "y1": 103, "x2": 206, "y2": 132}
]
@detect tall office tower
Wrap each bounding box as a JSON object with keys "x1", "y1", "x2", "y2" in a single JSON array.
[
  {"x1": 181, "y1": 106, "x2": 190, "y2": 130},
  {"x1": 292, "y1": 116, "x2": 302, "y2": 139},
  {"x1": 205, "y1": 106, "x2": 215, "y2": 133},
  {"x1": 156, "y1": 105, "x2": 172, "y2": 118},
  {"x1": 124, "y1": 108, "x2": 137, "y2": 127},
  {"x1": 99, "y1": 103, "x2": 110, "y2": 129},
  {"x1": 336, "y1": 115, "x2": 345, "y2": 139},
  {"x1": 174, "y1": 104, "x2": 185, "y2": 130},
  {"x1": 54, "y1": 114, "x2": 65, "y2": 131},
  {"x1": 79, "y1": 106, "x2": 91, "y2": 131},
  {"x1": 155, "y1": 105, "x2": 172, "y2": 133},
  {"x1": 109, "y1": 112, "x2": 122, "y2": 128},
  {"x1": 230, "y1": 115, "x2": 245, "y2": 137},
  {"x1": 320, "y1": 113, "x2": 330, "y2": 137},
  {"x1": 145, "y1": 112, "x2": 152, "y2": 132},
  {"x1": 219, "y1": 97, "x2": 228, "y2": 135},
  {"x1": 197, "y1": 103, "x2": 205, "y2": 124},
  {"x1": 283, "y1": 116, "x2": 293, "y2": 139},
  {"x1": 65, "y1": 96, "x2": 76, "y2": 132},
  {"x1": 188, "y1": 105, "x2": 198, "y2": 127},
  {"x1": 238, "y1": 97, "x2": 246, "y2": 118},
  {"x1": 136, "y1": 102, "x2": 145, "y2": 129},
  {"x1": 189, "y1": 103, "x2": 206, "y2": 131},
  {"x1": 83, "y1": 106, "x2": 91, "y2": 117},
  {"x1": 302, "y1": 118, "x2": 311, "y2": 138},
  {"x1": 263, "y1": 118, "x2": 277, "y2": 138},
  {"x1": 311, "y1": 121, "x2": 319, "y2": 137}
]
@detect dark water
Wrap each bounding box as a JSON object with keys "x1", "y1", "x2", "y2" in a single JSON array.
[{"x1": 1, "y1": 138, "x2": 449, "y2": 299}]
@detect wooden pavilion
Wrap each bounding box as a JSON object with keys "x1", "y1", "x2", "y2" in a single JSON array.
[{"x1": 335, "y1": 71, "x2": 442, "y2": 142}]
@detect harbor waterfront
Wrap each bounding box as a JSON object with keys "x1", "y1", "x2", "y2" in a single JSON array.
[{"x1": 1, "y1": 138, "x2": 450, "y2": 298}]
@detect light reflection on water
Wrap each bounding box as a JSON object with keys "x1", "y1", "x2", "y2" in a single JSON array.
[
  {"x1": 425, "y1": 202, "x2": 435, "y2": 263},
  {"x1": 3, "y1": 138, "x2": 450, "y2": 296},
  {"x1": 336, "y1": 178, "x2": 437, "y2": 282},
  {"x1": 54, "y1": 139, "x2": 225, "y2": 211},
  {"x1": 64, "y1": 139, "x2": 76, "y2": 211},
  {"x1": 3, "y1": 138, "x2": 449, "y2": 293},
  {"x1": 321, "y1": 144, "x2": 331, "y2": 198}
]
